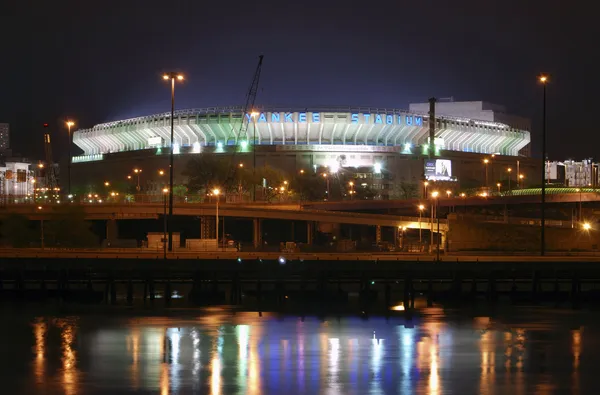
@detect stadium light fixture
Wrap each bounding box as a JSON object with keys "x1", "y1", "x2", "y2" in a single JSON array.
[{"x1": 374, "y1": 162, "x2": 382, "y2": 174}]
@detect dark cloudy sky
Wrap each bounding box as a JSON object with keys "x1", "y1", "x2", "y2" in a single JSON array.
[{"x1": 1, "y1": 0, "x2": 597, "y2": 160}]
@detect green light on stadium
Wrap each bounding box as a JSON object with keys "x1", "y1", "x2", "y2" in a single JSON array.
[{"x1": 240, "y1": 140, "x2": 248, "y2": 150}]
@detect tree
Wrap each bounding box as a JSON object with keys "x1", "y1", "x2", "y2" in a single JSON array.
[
  {"x1": 0, "y1": 214, "x2": 35, "y2": 247},
  {"x1": 391, "y1": 181, "x2": 419, "y2": 200},
  {"x1": 42, "y1": 206, "x2": 99, "y2": 248},
  {"x1": 184, "y1": 155, "x2": 242, "y2": 195}
]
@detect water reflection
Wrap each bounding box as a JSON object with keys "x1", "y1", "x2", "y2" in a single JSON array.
[
  {"x1": 33, "y1": 319, "x2": 46, "y2": 384},
  {"x1": 55, "y1": 318, "x2": 79, "y2": 395},
  {"x1": 14, "y1": 309, "x2": 595, "y2": 395}
]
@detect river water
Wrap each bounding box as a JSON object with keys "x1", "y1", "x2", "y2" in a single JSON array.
[{"x1": 0, "y1": 304, "x2": 596, "y2": 394}]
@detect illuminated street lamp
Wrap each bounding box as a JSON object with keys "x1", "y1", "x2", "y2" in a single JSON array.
[
  {"x1": 133, "y1": 168, "x2": 142, "y2": 192},
  {"x1": 418, "y1": 204, "x2": 425, "y2": 242},
  {"x1": 349, "y1": 181, "x2": 355, "y2": 200},
  {"x1": 322, "y1": 173, "x2": 330, "y2": 199},
  {"x1": 66, "y1": 120, "x2": 75, "y2": 195},
  {"x1": 37, "y1": 205, "x2": 44, "y2": 249},
  {"x1": 213, "y1": 188, "x2": 221, "y2": 248},
  {"x1": 446, "y1": 189, "x2": 452, "y2": 198},
  {"x1": 519, "y1": 174, "x2": 525, "y2": 189},
  {"x1": 423, "y1": 181, "x2": 429, "y2": 198},
  {"x1": 507, "y1": 167, "x2": 512, "y2": 195},
  {"x1": 483, "y1": 158, "x2": 490, "y2": 187},
  {"x1": 163, "y1": 72, "x2": 185, "y2": 252},
  {"x1": 583, "y1": 222, "x2": 591, "y2": 231},
  {"x1": 162, "y1": 187, "x2": 169, "y2": 258},
  {"x1": 460, "y1": 192, "x2": 467, "y2": 213},
  {"x1": 430, "y1": 191, "x2": 440, "y2": 259},
  {"x1": 158, "y1": 169, "x2": 165, "y2": 176},
  {"x1": 496, "y1": 182, "x2": 501, "y2": 194},
  {"x1": 104, "y1": 181, "x2": 110, "y2": 187},
  {"x1": 539, "y1": 74, "x2": 549, "y2": 256}
]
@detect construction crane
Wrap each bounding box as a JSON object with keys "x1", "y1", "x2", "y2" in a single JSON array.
[
  {"x1": 226, "y1": 55, "x2": 264, "y2": 198},
  {"x1": 42, "y1": 123, "x2": 59, "y2": 196}
]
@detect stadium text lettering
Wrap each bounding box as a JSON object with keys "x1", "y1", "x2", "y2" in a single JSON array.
[{"x1": 246, "y1": 112, "x2": 422, "y2": 126}]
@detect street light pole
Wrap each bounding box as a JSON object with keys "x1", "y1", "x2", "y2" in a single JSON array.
[
  {"x1": 251, "y1": 112, "x2": 258, "y2": 202},
  {"x1": 66, "y1": 121, "x2": 75, "y2": 196},
  {"x1": 507, "y1": 168, "x2": 512, "y2": 195},
  {"x1": 162, "y1": 188, "x2": 168, "y2": 259},
  {"x1": 213, "y1": 188, "x2": 220, "y2": 249},
  {"x1": 418, "y1": 204, "x2": 424, "y2": 243},
  {"x1": 540, "y1": 74, "x2": 548, "y2": 256},
  {"x1": 163, "y1": 72, "x2": 184, "y2": 252}
]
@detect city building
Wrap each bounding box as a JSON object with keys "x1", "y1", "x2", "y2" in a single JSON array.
[
  {"x1": 0, "y1": 160, "x2": 35, "y2": 202},
  {"x1": 71, "y1": 102, "x2": 538, "y2": 198},
  {"x1": 547, "y1": 159, "x2": 599, "y2": 187},
  {"x1": 0, "y1": 123, "x2": 9, "y2": 152}
]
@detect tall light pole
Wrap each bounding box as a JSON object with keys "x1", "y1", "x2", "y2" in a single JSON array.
[
  {"x1": 37, "y1": 205, "x2": 44, "y2": 249},
  {"x1": 250, "y1": 111, "x2": 259, "y2": 202},
  {"x1": 418, "y1": 204, "x2": 425, "y2": 243},
  {"x1": 323, "y1": 173, "x2": 330, "y2": 199},
  {"x1": 163, "y1": 72, "x2": 184, "y2": 252},
  {"x1": 431, "y1": 191, "x2": 439, "y2": 256},
  {"x1": 213, "y1": 188, "x2": 220, "y2": 248},
  {"x1": 349, "y1": 181, "x2": 355, "y2": 200},
  {"x1": 66, "y1": 121, "x2": 75, "y2": 196},
  {"x1": 483, "y1": 158, "x2": 489, "y2": 188},
  {"x1": 539, "y1": 74, "x2": 548, "y2": 256},
  {"x1": 162, "y1": 188, "x2": 168, "y2": 259},
  {"x1": 133, "y1": 168, "x2": 142, "y2": 192},
  {"x1": 507, "y1": 167, "x2": 512, "y2": 195}
]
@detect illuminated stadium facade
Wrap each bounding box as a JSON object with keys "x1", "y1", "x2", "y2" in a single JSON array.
[{"x1": 72, "y1": 102, "x2": 536, "y2": 197}]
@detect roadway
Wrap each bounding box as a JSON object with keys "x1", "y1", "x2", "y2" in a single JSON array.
[
  {"x1": 0, "y1": 203, "x2": 448, "y2": 230},
  {"x1": 2, "y1": 248, "x2": 600, "y2": 262}
]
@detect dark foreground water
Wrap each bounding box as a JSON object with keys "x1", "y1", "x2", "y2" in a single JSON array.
[{"x1": 0, "y1": 305, "x2": 597, "y2": 394}]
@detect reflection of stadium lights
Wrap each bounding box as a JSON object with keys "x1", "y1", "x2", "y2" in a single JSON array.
[{"x1": 192, "y1": 141, "x2": 201, "y2": 153}]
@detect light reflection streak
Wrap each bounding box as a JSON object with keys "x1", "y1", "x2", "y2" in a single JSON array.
[
  {"x1": 237, "y1": 325, "x2": 250, "y2": 390},
  {"x1": 248, "y1": 324, "x2": 262, "y2": 395},
  {"x1": 479, "y1": 330, "x2": 496, "y2": 395},
  {"x1": 426, "y1": 323, "x2": 440, "y2": 395},
  {"x1": 572, "y1": 329, "x2": 581, "y2": 393},
  {"x1": 33, "y1": 319, "x2": 46, "y2": 384},
  {"x1": 192, "y1": 329, "x2": 201, "y2": 377},
  {"x1": 57, "y1": 319, "x2": 78, "y2": 395},
  {"x1": 168, "y1": 329, "x2": 181, "y2": 393},
  {"x1": 297, "y1": 326, "x2": 305, "y2": 393},
  {"x1": 398, "y1": 327, "x2": 414, "y2": 394},
  {"x1": 370, "y1": 332, "x2": 383, "y2": 395},
  {"x1": 129, "y1": 328, "x2": 140, "y2": 390},
  {"x1": 327, "y1": 338, "x2": 340, "y2": 394}
]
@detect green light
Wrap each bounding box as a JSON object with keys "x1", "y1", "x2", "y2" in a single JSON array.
[{"x1": 240, "y1": 140, "x2": 248, "y2": 150}]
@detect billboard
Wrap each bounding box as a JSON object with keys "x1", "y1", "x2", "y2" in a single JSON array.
[{"x1": 425, "y1": 159, "x2": 453, "y2": 181}]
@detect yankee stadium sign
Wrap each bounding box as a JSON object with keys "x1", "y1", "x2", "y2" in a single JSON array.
[{"x1": 245, "y1": 112, "x2": 423, "y2": 126}]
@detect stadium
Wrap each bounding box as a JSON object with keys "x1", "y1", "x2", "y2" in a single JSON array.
[{"x1": 71, "y1": 101, "x2": 537, "y2": 199}]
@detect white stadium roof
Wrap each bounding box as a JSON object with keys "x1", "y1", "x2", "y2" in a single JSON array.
[{"x1": 72, "y1": 106, "x2": 530, "y2": 162}]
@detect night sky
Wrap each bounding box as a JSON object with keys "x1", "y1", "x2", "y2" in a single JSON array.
[{"x1": 1, "y1": 0, "x2": 596, "y2": 161}]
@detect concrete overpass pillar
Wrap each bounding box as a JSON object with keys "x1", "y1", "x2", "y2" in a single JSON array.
[
  {"x1": 201, "y1": 216, "x2": 215, "y2": 239},
  {"x1": 253, "y1": 218, "x2": 262, "y2": 249},
  {"x1": 306, "y1": 221, "x2": 313, "y2": 245},
  {"x1": 106, "y1": 219, "x2": 118, "y2": 245},
  {"x1": 376, "y1": 225, "x2": 382, "y2": 244}
]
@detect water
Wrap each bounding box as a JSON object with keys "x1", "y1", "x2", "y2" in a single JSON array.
[{"x1": 0, "y1": 305, "x2": 597, "y2": 394}]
